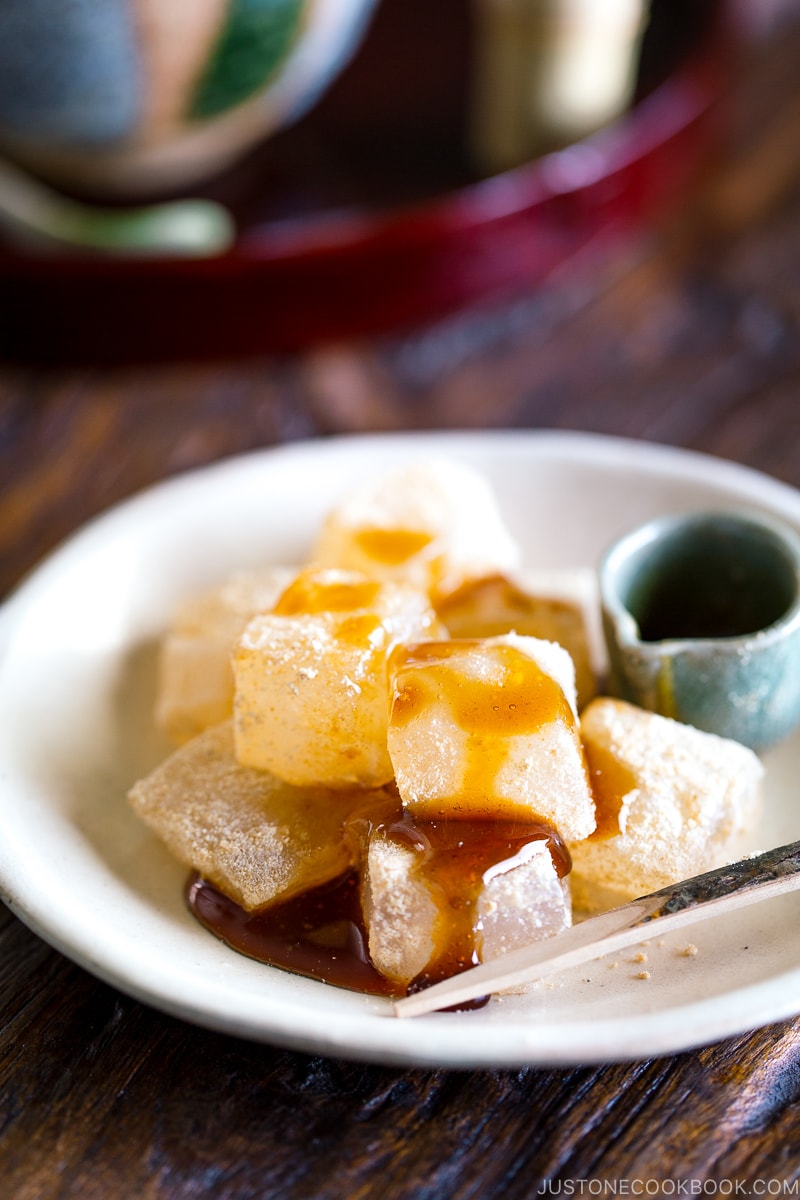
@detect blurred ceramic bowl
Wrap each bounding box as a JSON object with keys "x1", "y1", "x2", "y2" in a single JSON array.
[
  {"x1": 0, "y1": 0, "x2": 379, "y2": 194},
  {"x1": 0, "y1": 0, "x2": 735, "y2": 362}
]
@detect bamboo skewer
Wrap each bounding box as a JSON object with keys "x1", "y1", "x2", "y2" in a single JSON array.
[{"x1": 393, "y1": 839, "x2": 800, "y2": 1018}]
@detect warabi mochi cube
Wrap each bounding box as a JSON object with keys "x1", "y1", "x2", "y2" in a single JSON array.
[
  {"x1": 352, "y1": 802, "x2": 572, "y2": 987},
  {"x1": 128, "y1": 722, "x2": 385, "y2": 911},
  {"x1": 478, "y1": 838, "x2": 572, "y2": 962},
  {"x1": 156, "y1": 567, "x2": 293, "y2": 744},
  {"x1": 233, "y1": 567, "x2": 442, "y2": 788},
  {"x1": 362, "y1": 830, "x2": 440, "y2": 987},
  {"x1": 312, "y1": 458, "x2": 521, "y2": 599},
  {"x1": 344, "y1": 793, "x2": 439, "y2": 986},
  {"x1": 570, "y1": 698, "x2": 765, "y2": 912},
  {"x1": 387, "y1": 633, "x2": 596, "y2": 840},
  {"x1": 435, "y1": 567, "x2": 603, "y2": 710}
]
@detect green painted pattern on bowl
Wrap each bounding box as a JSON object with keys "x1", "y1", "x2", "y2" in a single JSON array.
[{"x1": 189, "y1": 0, "x2": 308, "y2": 120}]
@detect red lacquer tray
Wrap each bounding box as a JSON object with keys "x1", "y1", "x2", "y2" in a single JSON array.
[{"x1": 0, "y1": 0, "x2": 732, "y2": 364}]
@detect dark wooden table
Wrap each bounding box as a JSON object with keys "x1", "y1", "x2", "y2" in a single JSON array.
[{"x1": 3, "y1": 12, "x2": 800, "y2": 1196}]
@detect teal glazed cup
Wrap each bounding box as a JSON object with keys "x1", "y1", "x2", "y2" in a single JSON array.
[{"x1": 599, "y1": 510, "x2": 800, "y2": 751}]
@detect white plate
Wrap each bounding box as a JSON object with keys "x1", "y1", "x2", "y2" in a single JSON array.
[{"x1": 2, "y1": 431, "x2": 800, "y2": 1068}]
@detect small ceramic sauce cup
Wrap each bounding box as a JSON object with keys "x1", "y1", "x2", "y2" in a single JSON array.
[{"x1": 599, "y1": 510, "x2": 800, "y2": 750}]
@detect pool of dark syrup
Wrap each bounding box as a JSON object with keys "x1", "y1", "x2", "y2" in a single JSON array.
[
  {"x1": 187, "y1": 869, "x2": 397, "y2": 997},
  {"x1": 187, "y1": 815, "x2": 570, "y2": 1008}
]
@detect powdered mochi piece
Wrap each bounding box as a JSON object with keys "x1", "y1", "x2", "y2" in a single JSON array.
[
  {"x1": 357, "y1": 817, "x2": 571, "y2": 987},
  {"x1": 233, "y1": 567, "x2": 441, "y2": 788},
  {"x1": 128, "y1": 722, "x2": 381, "y2": 911},
  {"x1": 156, "y1": 567, "x2": 294, "y2": 744},
  {"x1": 435, "y1": 567, "x2": 602, "y2": 710},
  {"x1": 570, "y1": 698, "x2": 765, "y2": 911},
  {"x1": 311, "y1": 458, "x2": 521, "y2": 599},
  {"x1": 362, "y1": 831, "x2": 440, "y2": 987},
  {"x1": 387, "y1": 633, "x2": 596, "y2": 840}
]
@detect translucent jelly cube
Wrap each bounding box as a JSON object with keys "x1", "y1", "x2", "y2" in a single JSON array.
[
  {"x1": 233, "y1": 567, "x2": 442, "y2": 788},
  {"x1": 156, "y1": 567, "x2": 293, "y2": 744},
  {"x1": 435, "y1": 567, "x2": 602, "y2": 710},
  {"x1": 362, "y1": 829, "x2": 440, "y2": 987},
  {"x1": 312, "y1": 458, "x2": 521, "y2": 599},
  {"x1": 570, "y1": 698, "x2": 765, "y2": 912},
  {"x1": 387, "y1": 633, "x2": 596, "y2": 841},
  {"x1": 128, "y1": 722, "x2": 385, "y2": 911},
  {"x1": 357, "y1": 811, "x2": 571, "y2": 988},
  {"x1": 478, "y1": 838, "x2": 572, "y2": 961}
]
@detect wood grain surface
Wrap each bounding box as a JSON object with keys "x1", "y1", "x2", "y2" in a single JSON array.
[{"x1": 2, "y1": 11, "x2": 800, "y2": 1197}]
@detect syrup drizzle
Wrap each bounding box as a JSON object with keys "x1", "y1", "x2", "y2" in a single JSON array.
[
  {"x1": 389, "y1": 639, "x2": 583, "y2": 818},
  {"x1": 187, "y1": 806, "x2": 570, "y2": 1005},
  {"x1": 389, "y1": 812, "x2": 570, "y2": 994},
  {"x1": 583, "y1": 739, "x2": 637, "y2": 840}
]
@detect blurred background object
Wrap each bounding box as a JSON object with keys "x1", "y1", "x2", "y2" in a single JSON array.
[
  {"x1": 0, "y1": 0, "x2": 730, "y2": 362},
  {"x1": 0, "y1": 0, "x2": 380, "y2": 196},
  {"x1": 469, "y1": 0, "x2": 650, "y2": 172},
  {"x1": 0, "y1": 157, "x2": 235, "y2": 256}
]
